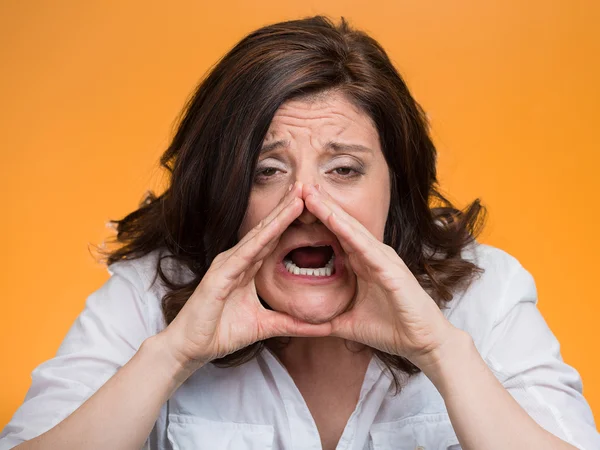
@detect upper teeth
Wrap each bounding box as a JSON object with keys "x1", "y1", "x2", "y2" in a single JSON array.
[{"x1": 284, "y1": 252, "x2": 335, "y2": 277}]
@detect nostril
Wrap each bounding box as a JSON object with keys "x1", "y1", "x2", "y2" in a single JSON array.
[
  {"x1": 292, "y1": 207, "x2": 321, "y2": 226},
  {"x1": 292, "y1": 217, "x2": 322, "y2": 226}
]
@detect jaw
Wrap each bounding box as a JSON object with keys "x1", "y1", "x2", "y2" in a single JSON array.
[
  {"x1": 255, "y1": 265, "x2": 357, "y2": 324},
  {"x1": 290, "y1": 291, "x2": 350, "y2": 324}
]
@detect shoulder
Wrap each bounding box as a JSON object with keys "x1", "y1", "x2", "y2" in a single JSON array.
[
  {"x1": 459, "y1": 240, "x2": 524, "y2": 279},
  {"x1": 105, "y1": 248, "x2": 194, "y2": 335},
  {"x1": 107, "y1": 248, "x2": 194, "y2": 292},
  {"x1": 445, "y1": 240, "x2": 536, "y2": 351}
]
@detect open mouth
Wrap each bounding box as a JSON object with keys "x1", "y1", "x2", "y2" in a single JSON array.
[{"x1": 282, "y1": 244, "x2": 337, "y2": 277}]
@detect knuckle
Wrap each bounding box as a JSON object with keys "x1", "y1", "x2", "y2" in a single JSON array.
[
  {"x1": 210, "y1": 254, "x2": 229, "y2": 271},
  {"x1": 381, "y1": 244, "x2": 395, "y2": 255},
  {"x1": 232, "y1": 250, "x2": 253, "y2": 266},
  {"x1": 212, "y1": 252, "x2": 227, "y2": 264}
]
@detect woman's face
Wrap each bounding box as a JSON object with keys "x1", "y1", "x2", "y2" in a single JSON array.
[{"x1": 238, "y1": 90, "x2": 391, "y2": 324}]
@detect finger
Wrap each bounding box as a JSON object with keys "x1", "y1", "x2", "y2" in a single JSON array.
[
  {"x1": 222, "y1": 195, "x2": 304, "y2": 281},
  {"x1": 234, "y1": 181, "x2": 303, "y2": 251},
  {"x1": 234, "y1": 182, "x2": 305, "y2": 261},
  {"x1": 239, "y1": 259, "x2": 263, "y2": 287},
  {"x1": 304, "y1": 197, "x2": 355, "y2": 257},
  {"x1": 257, "y1": 309, "x2": 332, "y2": 340},
  {"x1": 328, "y1": 311, "x2": 356, "y2": 340},
  {"x1": 313, "y1": 184, "x2": 378, "y2": 243},
  {"x1": 303, "y1": 185, "x2": 380, "y2": 259},
  {"x1": 238, "y1": 194, "x2": 303, "y2": 262}
]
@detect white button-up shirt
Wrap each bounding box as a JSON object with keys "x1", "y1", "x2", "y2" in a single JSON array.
[{"x1": 1, "y1": 242, "x2": 599, "y2": 450}]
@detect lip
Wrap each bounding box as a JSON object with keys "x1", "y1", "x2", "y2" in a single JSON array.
[
  {"x1": 275, "y1": 239, "x2": 345, "y2": 283},
  {"x1": 278, "y1": 239, "x2": 343, "y2": 264}
]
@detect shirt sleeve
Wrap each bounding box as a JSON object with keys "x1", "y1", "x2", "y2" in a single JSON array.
[
  {"x1": 0, "y1": 262, "x2": 153, "y2": 449},
  {"x1": 482, "y1": 262, "x2": 600, "y2": 450}
]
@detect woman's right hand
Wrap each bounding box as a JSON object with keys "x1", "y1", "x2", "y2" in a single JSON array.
[{"x1": 157, "y1": 181, "x2": 332, "y2": 373}]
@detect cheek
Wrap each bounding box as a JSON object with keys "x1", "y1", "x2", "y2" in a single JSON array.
[
  {"x1": 336, "y1": 189, "x2": 389, "y2": 240},
  {"x1": 238, "y1": 199, "x2": 260, "y2": 239},
  {"x1": 238, "y1": 193, "x2": 280, "y2": 239}
]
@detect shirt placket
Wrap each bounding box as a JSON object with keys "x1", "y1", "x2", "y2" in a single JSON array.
[
  {"x1": 336, "y1": 358, "x2": 393, "y2": 450},
  {"x1": 261, "y1": 348, "x2": 322, "y2": 450},
  {"x1": 260, "y1": 349, "x2": 393, "y2": 450}
]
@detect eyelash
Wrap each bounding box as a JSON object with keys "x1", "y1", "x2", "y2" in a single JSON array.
[{"x1": 254, "y1": 166, "x2": 362, "y2": 182}]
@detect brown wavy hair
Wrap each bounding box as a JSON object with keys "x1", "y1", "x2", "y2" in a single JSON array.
[{"x1": 96, "y1": 15, "x2": 487, "y2": 394}]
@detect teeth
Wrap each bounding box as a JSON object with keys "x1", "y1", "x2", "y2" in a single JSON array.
[{"x1": 284, "y1": 253, "x2": 335, "y2": 277}]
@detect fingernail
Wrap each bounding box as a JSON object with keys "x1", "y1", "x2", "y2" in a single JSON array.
[
  {"x1": 288, "y1": 184, "x2": 293, "y2": 192},
  {"x1": 314, "y1": 184, "x2": 320, "y2": 192}
]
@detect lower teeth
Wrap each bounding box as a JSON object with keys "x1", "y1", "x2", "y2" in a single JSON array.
[{"x1": 284, "y1": 255, "x2": 335, "y2": 277}]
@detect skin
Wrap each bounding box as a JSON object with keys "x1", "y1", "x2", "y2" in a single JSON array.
[
  {"x1": 239, "y1": 90, "x2": 390, "y2": 323},
  {"x1": 17, "y1": 91, "x2": 578, "y2": 450},
  {"x1": 238, "y1": 90, "x2": 390, "y2": 367},
  {"x1": 232, "y1": 90, "x2": 395, "y2": 448},
  {"x1": 229, "y1": 90, "x2": 580, "y2": 450}
]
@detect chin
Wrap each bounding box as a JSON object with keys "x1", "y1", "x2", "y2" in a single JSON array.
[{"x1": 266, "y1": 291, "x2": 353, "y2": 325}]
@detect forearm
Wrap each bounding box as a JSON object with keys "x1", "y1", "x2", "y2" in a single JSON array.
[
  {"x1": 15, "y1": 333, "x2": 198, "y2": 450},
  {"x1": 420, "y1": 329, "x2": 577, "y2": 450}
]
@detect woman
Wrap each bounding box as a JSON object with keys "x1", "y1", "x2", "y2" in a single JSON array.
[{"x1": 1, "y1": 15, "x2": 598, "y2": 450}]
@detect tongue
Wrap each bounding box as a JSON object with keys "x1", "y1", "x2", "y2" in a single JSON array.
[{"x1": 288, "y1": 246, "x2": 333, "y2": 268}]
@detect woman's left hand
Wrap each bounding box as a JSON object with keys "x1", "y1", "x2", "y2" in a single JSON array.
[{"x1": 303, "y1": 184, "x2": 461, "y2": 370}]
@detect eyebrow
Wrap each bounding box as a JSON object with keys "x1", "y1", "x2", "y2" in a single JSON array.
[{"x1": 259, "y1": 139, "x2": 373, "y2": 155}]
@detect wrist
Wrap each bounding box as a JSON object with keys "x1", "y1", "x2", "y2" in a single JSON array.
[
  {"x1": 142, "y1": 333, "x2": 205, "y2": 386},
  {"x1": 413, "y1": 327, "x2": 475, "y2": 388}
]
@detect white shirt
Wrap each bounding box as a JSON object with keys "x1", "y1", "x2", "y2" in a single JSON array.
[{"x1": 1, "y1": 242, "x2": 599, "y2": 450}]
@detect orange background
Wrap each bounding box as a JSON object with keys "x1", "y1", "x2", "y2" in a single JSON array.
[{"x1": 1, "y1": 0, "x2": 599, "y2": 429}]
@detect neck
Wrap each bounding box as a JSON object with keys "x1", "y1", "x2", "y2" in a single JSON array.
[{"x1": 266, "y1": 336, "x2": 372, "y2": 373}]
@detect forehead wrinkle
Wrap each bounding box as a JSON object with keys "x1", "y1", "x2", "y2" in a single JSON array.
[
  {"x1": 272, "y1": 98, "x2": 362, "y2": 124},
  {"x1": 265, "y1": 114, "x2": 362, "y2": 144},
  {"x1": 272, "y1": 110, "x2": 359, "y2": 126},
  {"x1": 261, "y1": 121, "x2": 378, "y2": 155},
  {"x1": 259, "y1": 137, "x2": 373, "y2": 156},
  {"x1": 273, "y1": 111, "x2": 376, "y2": 144},
  {"x1": 262, "y1": 96, "x2": 380, "y2": 155}
]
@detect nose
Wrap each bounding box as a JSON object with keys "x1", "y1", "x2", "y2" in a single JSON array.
[
  {"x1": 293, "y1": 203, "x2": 320, "y2": 225},
  {"x1": 291, "y1": 172, "x2": 320, "y2": 226}
]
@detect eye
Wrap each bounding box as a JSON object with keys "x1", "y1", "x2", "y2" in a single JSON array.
[
  {"x1": 331, "y1": 166, "x2": 360, "y2": 178},
  {"x1": 254, "y1": 166, "x2": 283, "y2": 183},
  {"x1": 259, "y1": 167, "x2": 279, "y2": 177},
  {"x1": 334, "y1": 167, "x2": 353, "y2": 176}
]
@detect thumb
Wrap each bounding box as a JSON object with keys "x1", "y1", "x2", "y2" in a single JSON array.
[
  {"x1": 329, "y1": 311, "x2": 356, "y2": 340},
  {"x1": 257, "y1": 309, "x2": 333, "y2": 340}
]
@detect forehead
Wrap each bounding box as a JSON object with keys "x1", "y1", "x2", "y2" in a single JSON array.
[{"x1": 264, "y1": 91, "x2": 379, "y2": 144}]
